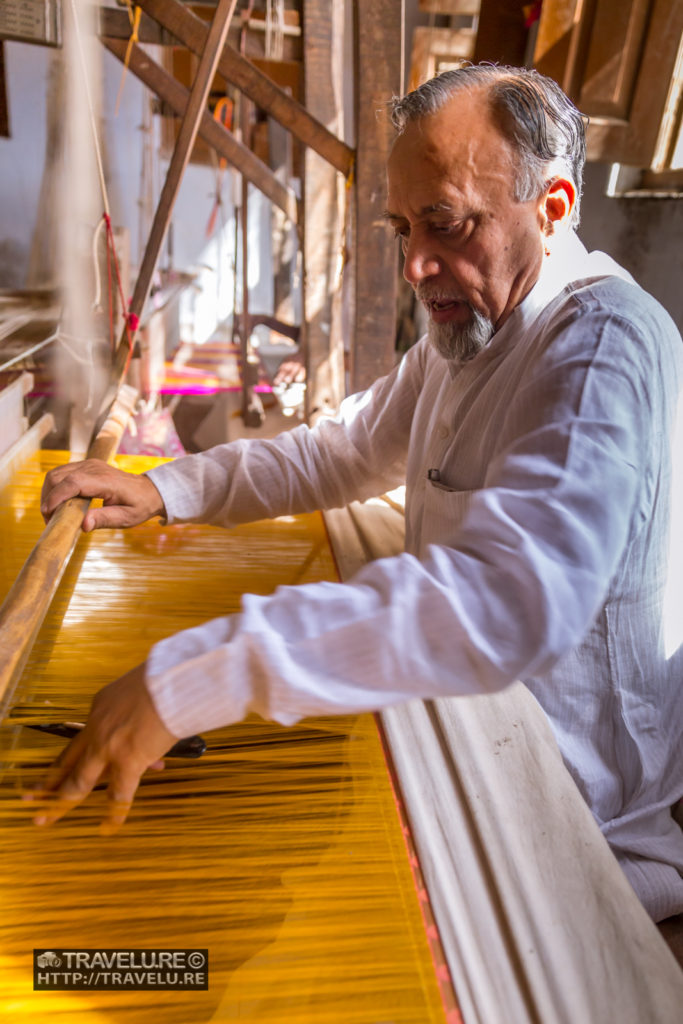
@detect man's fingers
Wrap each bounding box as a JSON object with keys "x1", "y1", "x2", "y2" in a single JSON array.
[
  {"x1": 26, "y1": 664, "x2": 177, "y2": 829},
  {"x1": 27, "y1": 730, "x2": 88, "y2": 795},
  {"x1": 41, "y1": 477, "x2": 88, "y2": 521},
  {"x1": 32, "y1": 756, "x2": 107, "y2": 826},
  {"x1": 100, "y1": 763, "x2": 144, "y2": 835},
  {"x1": 41, "y1": 460, "x2": 165, "y2": 529},
  {"x1": 82, "y1": 505, "x2": 139, "y2": 532}
]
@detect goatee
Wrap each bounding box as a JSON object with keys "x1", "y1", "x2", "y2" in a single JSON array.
[{"x1": 427, "y1": 305, "x2": 494, "y2": 364}]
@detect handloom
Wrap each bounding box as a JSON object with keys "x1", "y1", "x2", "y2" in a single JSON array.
[
  {"x1": 1, "y1": 447, "x2": 681, "y2": 1023},
  {"x1": 0, "y1": 450, "x2": 454, "y2": 1024}
]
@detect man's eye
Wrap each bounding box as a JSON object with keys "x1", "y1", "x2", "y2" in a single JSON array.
[{"x1": 434, "y1": 222, "x2": 462, "y2": 236}]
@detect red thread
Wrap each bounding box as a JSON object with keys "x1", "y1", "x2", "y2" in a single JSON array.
[
  {"x1": 105, "y1": 220, "x2": 114, "y2": 351},
  {"x1": 100, "y1": 211, "x2": 137, "y2": 376}
]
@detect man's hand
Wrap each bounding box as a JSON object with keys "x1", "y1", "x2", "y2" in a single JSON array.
[
  {"x1": 41, "y1": 459, "x2": 166, "y2": 532},
  {"x1": 26, "y1": 664, "x2": 178, "y2": 834},
  {"x1": 273, "y1": 351, "x2": 305, "y2": 387}
]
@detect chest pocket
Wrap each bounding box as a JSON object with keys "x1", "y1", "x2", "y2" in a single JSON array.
[{"x1": 419, "y1": 481, "x2": 477, "y2": 556}]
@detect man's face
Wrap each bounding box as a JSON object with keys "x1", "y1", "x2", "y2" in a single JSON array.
[{"x1": 386, "y1": 90, "x2": 548, "y2": 362}]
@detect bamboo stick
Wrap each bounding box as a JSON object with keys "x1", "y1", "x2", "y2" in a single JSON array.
[{"x1": 0, "y1": 385, "x2": 137, "y2": 714}]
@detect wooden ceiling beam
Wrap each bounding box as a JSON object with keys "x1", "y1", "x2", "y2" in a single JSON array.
[
  {"x1": 134, "y1": 0, "x2": 354, "y2": 176},
  {"x1": 101, "y1": 36, "x2": 298, "y2": 224}
]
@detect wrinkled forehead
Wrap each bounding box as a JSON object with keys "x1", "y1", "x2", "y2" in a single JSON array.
[
  {"x1": 389, "y1": 90, "x2": 513, "y2": 170},
  {"x1": 386, "y1": 98, "x2": 517, "y2": 211}
]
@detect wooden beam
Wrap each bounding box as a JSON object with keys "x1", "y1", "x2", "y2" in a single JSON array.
[
  {"x1": 472, "y1": 0, "x2": 531, "y2": 66},
  {"x1": 351, "y1": 0, "x2": 403, "y2": 393},
  {"x1": 111, "y1": 0, "x2": 238, "y2": 387},
  {"x1": 0, "y1": 42, "x2": 9, "y2": 138},
  {"x1": 324, "y1": 497, "x2": 683, "y2": 1023},
  {"x1": 135, "y1": 0, "x2": 354, "y2": 176},
  {"x1": 238, "y1": 98, "x2": 265, "y2": 428},
  {"x1": 249, "y1": 314, "x2": 300, "y2": 344},
  {"x1": 98, "y1": 6, "x2": 165, "y2": 44},
  {"x1": 302, "y1": 0, "x2": 346, "y2": 423},
  {"x1": 101, "y1": 36, "x2": 298, "y2": 223}
]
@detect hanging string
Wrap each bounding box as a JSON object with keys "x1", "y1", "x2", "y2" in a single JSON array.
[
  {"x1": 205, "y1": 96, "x2": 234, "y2": 238},
  {"x1": 104, "y1": 212, "x2": 139, "y2": 368},
  {"x1": 114, "y1": 3, "x2": 142, "y2": 118},
  {"x1": 90, "y1": 214, "x2": 107, "y2": 312},
  {"x1": 66, "y1": 0, "x2": 110, "y2": 217},
  {"x1": 67, "y1": 0, "x2": 138, "y2": 367},
  {"x1": 104, "y1": 217, "x2": 115, "y2": 352},
  {"x1": 340, "y1": 159, "x2": 355, "y2": 273}
]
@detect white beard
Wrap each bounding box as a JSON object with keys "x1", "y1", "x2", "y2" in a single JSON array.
[{"x1": 427, "y1": 305, "x2": 494, "y2": 363}]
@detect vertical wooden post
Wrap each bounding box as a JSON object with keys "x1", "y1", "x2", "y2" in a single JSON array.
[
  {"x1": 351, "y1": 0, "x2": 403, "y2": 394},
  {"x1": 0, "y1": 42, "x2": 9, "y2": 138},
  {"x1": 302, "y1": 0, "x2": 346, "y2": 423},
  {"x1": 239, "y1": 97, "x2": 265, "y2": 427}
]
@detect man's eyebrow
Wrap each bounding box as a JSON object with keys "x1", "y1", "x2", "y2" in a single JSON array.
[{"x1": 382, "y1": 202, "x2": 460, "y2": 222}]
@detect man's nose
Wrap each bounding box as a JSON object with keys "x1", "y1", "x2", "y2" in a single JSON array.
[{"x1": 402, "y1": 235, "x2": 441, "y2": 285}]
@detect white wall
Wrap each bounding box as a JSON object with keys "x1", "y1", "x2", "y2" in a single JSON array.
[
  {"x1": 0, "y1": 41, "x2": 50, "y2": 286},
  {"x1": 578, "y1": 163, "x2": 683, "y2": 332},
  {"x1": 0, "y1": 37, "x2": 273, "y2": 343}
]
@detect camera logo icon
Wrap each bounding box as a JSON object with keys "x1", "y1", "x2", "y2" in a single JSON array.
[{"x1": 37, "y1": 951, "x2": 62, "y2": 968}]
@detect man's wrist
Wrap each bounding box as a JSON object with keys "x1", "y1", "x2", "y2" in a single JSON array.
[{"x1": 142, "y1": 475, "x2": 167, "y2": 520}]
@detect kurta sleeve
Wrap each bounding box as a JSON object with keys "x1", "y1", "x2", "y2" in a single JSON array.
[
  {"x1": 145, "y1": 341, "x2": 426, "y2": 527},
  {"x1": 145, "y1": 290, "x2": 681, "y2": 740}
]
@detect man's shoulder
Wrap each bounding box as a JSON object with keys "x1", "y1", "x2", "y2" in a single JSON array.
[{"x1": 549, "y1": 271, "x2": 680, "y2": 345}]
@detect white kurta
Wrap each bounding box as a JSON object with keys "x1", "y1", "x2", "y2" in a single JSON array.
[{"x1": 146, "y1": 232, "x2": 683, "y2": 920}]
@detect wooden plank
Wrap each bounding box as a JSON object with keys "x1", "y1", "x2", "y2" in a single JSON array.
[
  {"x1": 383, "y1": 692, "x2": 683, "y2": 1024},
  {"x1": 238, "y1": 103, "x2": 265, "y2": 429},
  {"x1": 301, "y1": 0, "x2": 346, "y2": 423},
  {"x1": 419, "y1": 0, "x2": 480, "y2": 12},
  {"x1": 0, "y1": 412, "x2": 54, "y2": 490},
  {"x1": 409, "y1": 25, "x2": 476, "y2": 89},
  {"x1": 534, "y1": 0, "x2": 683, "y2": 168},
  {"x1": 135, "y1": 0, "x2": 354, "y2": 176},
  {"x1": 101, "y1": 36, "x2": 298, "y2": 222},
  {"x1": 351, "y1": 0, "x2": 403, "y2": 394},
  {"x1": 533, "y1": 0, "x2": 583, "y2": 90},
  {"x1": 98, "y1": 6, "x2": 165, "y2": 44},
  {"x1": 0, "y1": 42, "x2": 9, "y2": 138},
  {"x1": 472, "y1": 0, "x2": 532, "y2": 66},
  {"x1": 324, "y1": 498, "x2": 683, "y2": 1023},
  {"x1": 579, "y1": 0, "x2": 651, "y2": 118},
  {"x1": 584, "y1": 0, "x2": 683, "y2": 166},
  {"x1": 111, "y1": 0, "x2": 238, "y2": 387}
]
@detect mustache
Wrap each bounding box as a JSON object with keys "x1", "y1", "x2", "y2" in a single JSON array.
[{"x1": 415, "y1": 284, "x2": 471, "y2": 307}]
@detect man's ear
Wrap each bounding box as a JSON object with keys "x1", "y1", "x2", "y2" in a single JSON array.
[{"x1": 543, "y1": 177, "x2": 576, "y2": 233}]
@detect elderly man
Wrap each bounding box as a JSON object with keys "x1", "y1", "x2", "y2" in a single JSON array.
[{"x1": 37, "y1": 65, "x2": 683, "y2": 922}]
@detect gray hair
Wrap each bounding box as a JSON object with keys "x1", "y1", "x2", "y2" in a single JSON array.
[{"x1": 390, "y1": 64, "x2": 586, "y2": 227}]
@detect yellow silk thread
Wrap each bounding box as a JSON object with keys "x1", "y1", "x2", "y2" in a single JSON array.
[{"x1": 0, "y1": 452, "x2": 448, "y2": 1024}]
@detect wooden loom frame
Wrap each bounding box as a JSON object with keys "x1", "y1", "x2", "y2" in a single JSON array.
[
  {"x1": 1, "y1": 2, "x2": 682, "y2": 1020},
  {"x1": 324, "y1": 499, "x2": 683, "y2": 1023},
  {"x1": 98, "y1": 0, "x2": 402, "y2": 423}
]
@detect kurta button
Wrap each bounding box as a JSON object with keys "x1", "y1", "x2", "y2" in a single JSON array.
[{"x1": 438, "y1": 424, "x2": 449, "y2": 439}]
